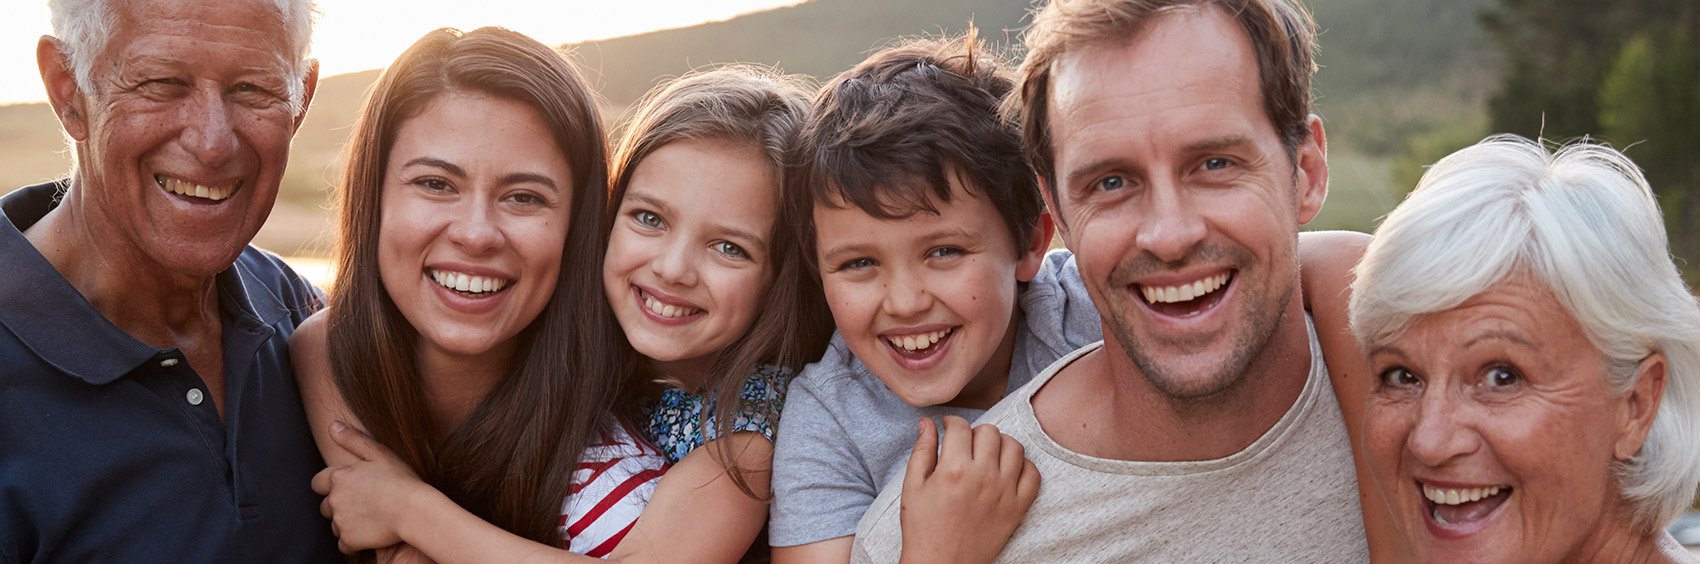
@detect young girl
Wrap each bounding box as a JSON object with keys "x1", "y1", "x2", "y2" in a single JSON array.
[
  {"x1": 293, "y1": 26, "x2": 664, "y2": 561},
  {"x1": 311, "y1": 65, "x2": 834, "y2": 563}
]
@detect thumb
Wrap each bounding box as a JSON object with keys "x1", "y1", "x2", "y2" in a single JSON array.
[
  {"x1": 330, "y1": 420, "x2": 383, "y2": 462},
  {"x1": 904, "y1": 418, "x2": 939, "y2": 489}
]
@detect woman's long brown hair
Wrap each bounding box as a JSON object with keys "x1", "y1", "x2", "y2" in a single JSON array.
[
  {"x1": 326, "y1": 27, "x2": 622, "y2": 548},
  {"x1": 607, "y1": 66, "x2": 834, "y2": 498}
]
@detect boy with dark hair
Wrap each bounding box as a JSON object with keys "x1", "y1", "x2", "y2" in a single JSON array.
[{"x1": 768, "y1": 33, "x2": 1103, "y2": 564}]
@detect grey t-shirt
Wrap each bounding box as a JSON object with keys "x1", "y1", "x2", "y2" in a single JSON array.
[
  {"x1": 768, "y1": 250, "x2": 1100, "y2": 547},
  {"x1": 852, "y1": 316, "x2": 1370, "y2": 563}
]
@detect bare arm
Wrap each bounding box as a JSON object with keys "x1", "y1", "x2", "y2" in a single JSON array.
[
  {"x1": 772, "y1": 537, "x2": 853, "y2": 564},
  {"x1": 315, "y1": 424, "x2": 770, "y2": 564},
  {"x1": 292, "y1": 312, "x2": 432, "y2": 563},
  {"x1": 1297, "y1": 230, "x2": 1403, "y2": 562}
]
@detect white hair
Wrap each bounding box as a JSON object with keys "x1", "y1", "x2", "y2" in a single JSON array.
[
  {"x1": 1350, "y1": 134, "x2": 1700, "y2": 534},
  {"x1": 46, "y1": 0, "x2": 317, "y2": 113}
]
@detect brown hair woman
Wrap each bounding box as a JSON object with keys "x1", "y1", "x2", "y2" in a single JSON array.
[{"x1": 290, "y1": 26, "x2": 662, "y2": 561}]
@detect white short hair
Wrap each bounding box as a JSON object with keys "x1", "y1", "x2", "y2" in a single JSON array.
[
  {"x1": 47, "y1": 0, "x2": 317, "y2": 112},
  {"x1": 1350, "y1": 134, "x2": 1700, "y2": 533}
]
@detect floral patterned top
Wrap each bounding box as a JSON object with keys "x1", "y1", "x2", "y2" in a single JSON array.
[{"x1": 640, "y1": 364, "x2": 793, "y2": 464}]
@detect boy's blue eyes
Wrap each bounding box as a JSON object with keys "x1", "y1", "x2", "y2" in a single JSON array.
[{"x1": 840, "y1": 258, "x2": 876, "y2": 270}]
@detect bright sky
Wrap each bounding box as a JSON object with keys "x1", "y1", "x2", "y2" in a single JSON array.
[{"x1": 0, "y1": 0, "x2": 804, "y2": 105}]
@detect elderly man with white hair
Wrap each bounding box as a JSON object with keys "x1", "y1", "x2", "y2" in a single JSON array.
[
  {"x1": 1346, "y1": 135, "x2": 1700, "y2": 563},
  {"x1": 0, "y1": 0, "x2": 335, "y2": 561}
]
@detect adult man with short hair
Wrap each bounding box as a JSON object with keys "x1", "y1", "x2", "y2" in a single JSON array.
[
  {"x1": 0, "y1": 0, "x2": 337, "y2": 560},
  {"x1": 852, "y1": 0, "x2": 1371, "y2": 560}
]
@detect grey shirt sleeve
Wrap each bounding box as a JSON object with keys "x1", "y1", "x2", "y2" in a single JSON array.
[{"x1": 768, "y1": 363, "x2": 881, "y2": 546}]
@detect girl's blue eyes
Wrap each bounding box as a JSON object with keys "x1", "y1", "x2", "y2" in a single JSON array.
[
  {"x1": 715, "y1": 241, "x2": 747, "y2": 259},
  {"x1": 634, "y1": 210, "x2": 664, "y2": 228}
]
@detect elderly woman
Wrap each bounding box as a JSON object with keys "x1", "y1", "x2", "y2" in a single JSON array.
[{"x1": 1345, "y1": 135, "x2": 1700, "y2": 562}]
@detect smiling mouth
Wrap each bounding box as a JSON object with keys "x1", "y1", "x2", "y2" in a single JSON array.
[
  {"x1": 155, "y1": 174, "x2": 240, "y2": 202},
  {"x1": 428, "y1": 268, "x2": 511, "y2": 297},
  {"x1": 637, "y1": 287, "x2": 702, "y2": 319},
  {"x1": 1423, "y1": 482, "x2": 1512, "y2": 527},
  {"x1": 1136, "y1": 272, "x2": 1233, "y2": 318},
  {"x1": 884, "y1": 327, "x2": 955, "y2": 358}
]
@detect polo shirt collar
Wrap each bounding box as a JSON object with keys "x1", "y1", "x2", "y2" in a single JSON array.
[{"x1": 0, "y1": 181, "x2": 284, "y2": 385}]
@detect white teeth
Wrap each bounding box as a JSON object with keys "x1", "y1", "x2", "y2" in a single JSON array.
[
  {"x1": 429, "y1": 269, "x2": 508, "y2": 295},
  {"x1": 1423, "y1": 484, "x2": 1504, "y2": 505},
  {"x1": 642, "y1": 295, "x2": 699, "y2": 318},
  {"x1": 1142, "y1": 273, "x2": 1231, "y2": 304},
  {"x1": 154, "y1": 174, "x2": 236, "y2": 202},
  {"x1": 886, "y1": 329, "x2": 951, "y2": 352}
]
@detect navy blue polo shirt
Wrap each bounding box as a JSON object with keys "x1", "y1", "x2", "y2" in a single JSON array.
[{"x1": 0, "y1": 181, "x2": 340, "y2": 563}]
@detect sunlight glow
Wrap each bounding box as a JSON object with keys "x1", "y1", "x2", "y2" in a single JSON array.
[{"x1": 0, "y1": 0, "x2": 803, "y2": 105}]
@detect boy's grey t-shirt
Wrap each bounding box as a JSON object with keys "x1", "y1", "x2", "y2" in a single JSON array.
[{"x1": 768, "y1": 249, "x2": 1100, "y2": 547}]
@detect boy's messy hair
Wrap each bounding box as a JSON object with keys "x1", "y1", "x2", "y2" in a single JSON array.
[
  {"x1": 608, "y1": 65, "x2": 833, "y2": 500},
  {"x1": 791, "y1": 29, "x2": 1042, "y2": 268}
]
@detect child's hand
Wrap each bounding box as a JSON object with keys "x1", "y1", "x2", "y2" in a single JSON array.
[
  {"x1": 897, "y1": 416, "x2": 1040, "y2": 564},
  {"x1": 311, "y1": 421, "x2": 428, "y2": 554}
]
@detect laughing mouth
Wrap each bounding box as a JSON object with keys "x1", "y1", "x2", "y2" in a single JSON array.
[
  {"x1": 1136, "y1": 272, "x2": 1233, "y2": 318},
  {"x1": 638, "y1": 288, "x2": 702, "y2": 319},
  {"x1": 1423, "y1": 483, "x2": 1511, "y2": 527},
  {"x1": 884, "y1": 327, "x2": 954, "y2": 356},
  {"x1": 429, "y1": 268, "x2": 510, "y2": 297},
  {"x1": 155, "y1": 174, "x2": 240, "y2": 202}
]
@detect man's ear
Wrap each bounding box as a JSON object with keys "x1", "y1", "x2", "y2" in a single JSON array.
[
  {"x1": 1038, "y1": 174, "x2": 1072, "y2": 247},
  {"x1": 1294, "y1": 114, "x2": 1328, "y2": 225},
  {"x1": 291, "y1": 59, "x2": 320, "y2": 132},
  {"x1": 1015, "y1": 212, "x2": 1055, "y2": 283},
  {"x1": 1614, "y1": 353, "x2": 1667, "y2": 461},
  {"x1": 38, "y1": 35, "x2": 88, "y2": 142}
]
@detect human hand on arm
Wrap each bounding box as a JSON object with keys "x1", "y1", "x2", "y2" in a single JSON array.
[
  {"x1": 896, "y1": 416, "x2": 1039, "y2": 564},
  {"x1": 1297, "y1": 230, "x2": 1404, "y2": 562},
  {"x1": 607, "y1": 432, "x2": 773, "y2": 564}
]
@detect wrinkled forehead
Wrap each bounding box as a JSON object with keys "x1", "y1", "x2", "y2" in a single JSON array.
[{"x1": 105, "y1": 0, "x2": 297, "y2": 66}]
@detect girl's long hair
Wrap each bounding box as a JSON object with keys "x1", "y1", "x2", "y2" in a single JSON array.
[
  {"x1": 607, "y1": 66, "x2": 834, "y2": 498},
  {"x1": 326, "y1": 26, "x2": 622, "y2": 547}
]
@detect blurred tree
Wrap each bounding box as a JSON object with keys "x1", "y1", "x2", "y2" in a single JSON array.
[
  {"x1": 1482, "y1": 0, "x2": 1700, "y2": 283},
  {"x1": 1598, "y1": 28, "x2": 1700, "y2": 276}
]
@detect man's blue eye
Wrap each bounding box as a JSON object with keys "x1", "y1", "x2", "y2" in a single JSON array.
[
  {"x1": 1204, "y1": 157, "x2": 1230, "y2": 171},
  {"x1": 1097, "y1": 176, "x2": 1125, "y2": 191}
]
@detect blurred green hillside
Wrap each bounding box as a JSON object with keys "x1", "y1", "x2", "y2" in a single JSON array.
[{"x1": 0, "y1": 0, "x2": 1497, "y2": 258}]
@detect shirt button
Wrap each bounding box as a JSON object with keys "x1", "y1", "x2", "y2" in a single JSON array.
[
  {"x1": 186, "y1": 388, "x2": 204, "y2": 406},
  {"x1": 161, "y1": 358, "x2": 179, "y2": 368}
]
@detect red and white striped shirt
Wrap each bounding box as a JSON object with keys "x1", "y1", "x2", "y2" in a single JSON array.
[{"x1": 560, "y1": 420, "x2": 668, "y2": 557}]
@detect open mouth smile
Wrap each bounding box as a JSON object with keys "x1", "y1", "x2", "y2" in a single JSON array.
[
  {"x1": 155, "y1": 174, "x2": 241, "y2": 202},
  {"x1": 1420, "y1": 481, "x2": 1512, "y2": 536},
  {"x1": 428, "y1": 268, "x2": 511, "y2": 297},
  {"x1": 1136, "y1": 271, "x2": 1233, "y2": 318},
  {"x1": 634, "y1": 286, "x2": 704, "y2": 322},
  {"x1": 880, "y1": 326, "x2": 958, "y2": 370}
]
